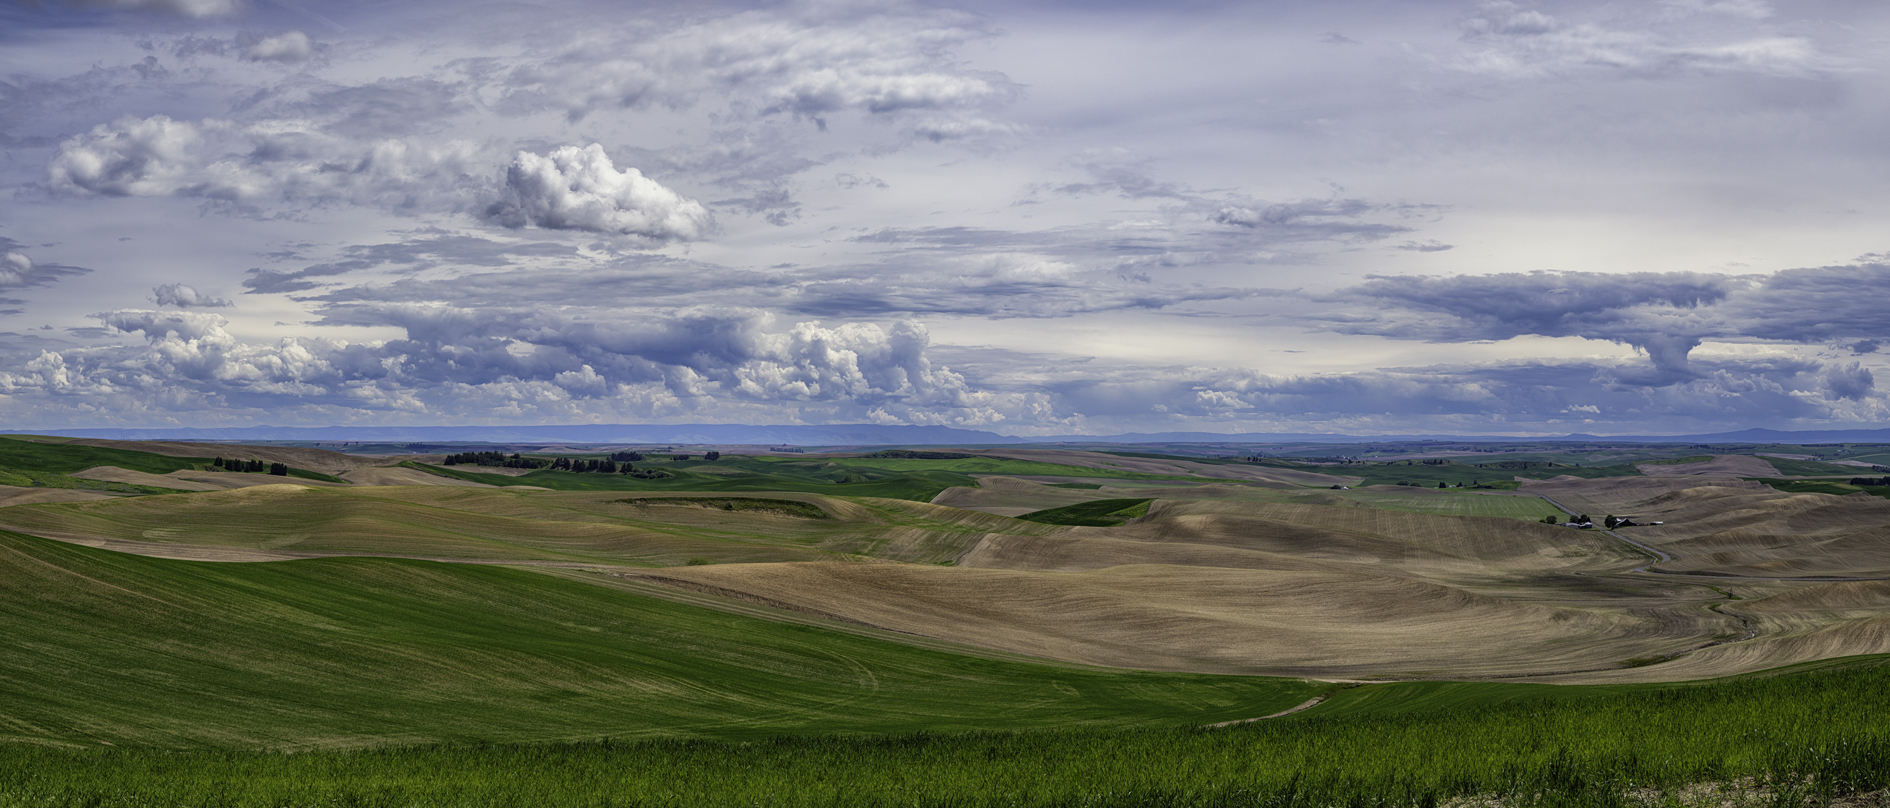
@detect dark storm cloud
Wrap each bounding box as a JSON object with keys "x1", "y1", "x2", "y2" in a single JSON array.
[
  {"x1": 1310, "y1": 262, "x2": 1890, "y2": 390},
  {"x1": 1324, "y1": 270, "x2": 1742, "y2": 342},
  {"x1": 1721, "y1": 263, "x2": 1890, "y2": 344},
  {"x1": 1317, "y1": 269, "x2": 1749, "y2": 383}
]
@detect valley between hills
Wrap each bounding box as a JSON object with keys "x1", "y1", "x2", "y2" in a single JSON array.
[{"x1": 6, "y1": 433, "x2": 1890, "y2": 805}]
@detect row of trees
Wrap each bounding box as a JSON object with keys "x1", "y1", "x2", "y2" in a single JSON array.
[
  {"x1": 442, "y1": 451, "x2": 551, "y2": 469},
  {"x1": 212, "y1": 457, "x2": 288, "y2": 476},
  {"x1": 1850, "y1": 477, "x2": 1890, "y2": 486},
  {"x1": 440, "y1": 449, "x2": 727, "y2": 475}
]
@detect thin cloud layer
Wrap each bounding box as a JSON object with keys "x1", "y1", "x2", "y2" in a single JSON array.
[
  {"x1": 62, "y1": 0, "x2": 240, "y2": 17},
  {"x1": 243, "y1": 31, "x2": 312, "y2": 63}
]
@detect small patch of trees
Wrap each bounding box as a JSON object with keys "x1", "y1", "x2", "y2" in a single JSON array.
[
  {"x1": 609, "y1": 451, "x2": 644, "y2": 462},
  {"x1": 703, "y1": 451, "x2": 721, "y2": 461},
  {"x1": 550, "y1": 457, "x2": 618, "y2": 473},
  {"x1": 213, "y1": 457, "x2": 281, "y2": 474},
  {"x1": 1850, "y1": 477, "x2": 1890, "y2": 486},
  {"x1": 1542, "y1": 515, "x2": 1561, "y2": 524}
]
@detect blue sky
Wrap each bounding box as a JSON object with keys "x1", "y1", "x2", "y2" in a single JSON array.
[{"x1": 1, "y1": 0, "x2": 1887, "y2": 435}]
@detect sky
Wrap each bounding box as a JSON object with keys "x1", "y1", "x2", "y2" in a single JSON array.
[{"x1": 1, "y1": 0, "x2": 1887, "y2": 436}]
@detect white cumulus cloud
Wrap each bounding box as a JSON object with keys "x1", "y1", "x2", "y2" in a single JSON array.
[{"x1": 487, "y1": 144, "x2": 714, "y2": 241}]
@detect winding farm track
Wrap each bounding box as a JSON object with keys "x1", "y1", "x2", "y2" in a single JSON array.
[{"x1": 1202, "y1": 696, "x2": 1328, "y2": 728}]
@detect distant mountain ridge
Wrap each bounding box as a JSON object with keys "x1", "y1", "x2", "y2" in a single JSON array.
[{"x1": 27, "y1": 423, "x2": 1890, "y2": 446}]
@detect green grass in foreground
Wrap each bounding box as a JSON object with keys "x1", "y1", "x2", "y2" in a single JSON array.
[
  {"x1": 7, "y1": 659, "x2": 1890, "y2": 807},
  {"x1": 0, "y1": 530, "x2": 1318, "y2": 749},
  {"x1": 1017, "y1": 497, "x2": 1154, "y2": 527}
]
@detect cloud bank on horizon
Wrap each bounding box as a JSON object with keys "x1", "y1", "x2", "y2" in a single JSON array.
[{"x1": 0, "y1": 0, "x2": 1886, "y2": 436}]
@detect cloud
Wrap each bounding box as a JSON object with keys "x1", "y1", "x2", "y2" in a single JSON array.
[
  {"x1": 1, "y1": 300, "x2": 1037, "y2": 428},
  {"x1": 152, "y1": 283, "x2": 232, "y2": 308},
  {"x1": 243, "y1": 31, "x2": 313, "y2": 63},
  {"x1": 1318, "y1": 270, "x2": 1748, "y2": 383},
  {"x1": 495, "y1": 5, "x2": 1016, "y2": 131},
  {"x1": 1305, "y1": 261, "x2": 1890, "y2": 395},
  {"x1": 1396, "y1": 240, "x2": 1454, "y2": 252},
  {"x1": 0, "y1": 242, "x2": 92, "y2": 292},
  {"x1": 244, "y1": 235, "x2": 580, "y2": 296},
  {"x1": 47, "y1": 115, "x2": 205, "y2": 197},
  {"x1": 60, "y1": 0, "x2": 240, "y2": 18},
  {"x1": 47, "y1": 114, "x2": 486, "y2": 209},
  {"x1": 1721, "y1": 263, "x2": 1890, "y2": 344},
  {"x1": 487, "y1": 144, "x2": 714, "y2": 240},
  {"x1": 1455, "y1": 0, "x2": 1831, "y2": 79},
  {"x1": 0, "y1": 252, "x2": 36, "y2": 288},
  {"x1": 1824, "y1": 361, "x2": 1875, "y2": 401}
]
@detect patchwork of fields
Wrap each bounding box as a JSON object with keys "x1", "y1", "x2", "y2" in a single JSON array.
[{"x1": 5, "y1": 435, "x2": 1890, "y2": 805}]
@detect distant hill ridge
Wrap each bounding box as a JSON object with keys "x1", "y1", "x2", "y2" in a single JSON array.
[{"x1": 28, "y1": 424, "x2": 1890, "y2": 446}]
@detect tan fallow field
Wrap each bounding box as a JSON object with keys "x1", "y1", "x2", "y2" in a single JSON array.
[{"x1": 10, "y1": 444, "x2": 1890, "y2": 684}]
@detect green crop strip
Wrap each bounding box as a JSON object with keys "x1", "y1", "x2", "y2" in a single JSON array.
[
  {"x1": 1745, "y1": 477, "x2": 1890, "y2": 499},
  {"x1": 1640, "y1": 455, "x2": 1715, "y2": 465},
  {"x1": 611, "y1": 496, "x2": 833, "y2": 519},
  {"x1": 1017, "y1": 498, "x2": 1154, "y2": 526},
  {"x1": 0, "y1": 435, "x2": 343, "y2": 485},
  {"x1": 5, "y1": 659, "x2": 1889, "y2": 807},
  {"x1": 400, "y1": 453, "x2": 1207, "y2": 502},
  {"x1": 0, "y1": 529, "x2": 1319, "y2": 750}
]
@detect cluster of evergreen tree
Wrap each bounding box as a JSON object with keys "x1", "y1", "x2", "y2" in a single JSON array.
[
  {"x1": 212, "y1": 458, "x2": 288, "y2": 476},
  {"x1": 1850, "y1": 477, "x2": 1890, "y2": 486},
  {"x1": 550, "y1": 457, "x2": 621, "y2": 473},
  {"x1": 608, "y1": 451, "x2": 644, "y2": 462},
  {"x1": 441, "y1": 451, "x2": 550, "y2": 469}
]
